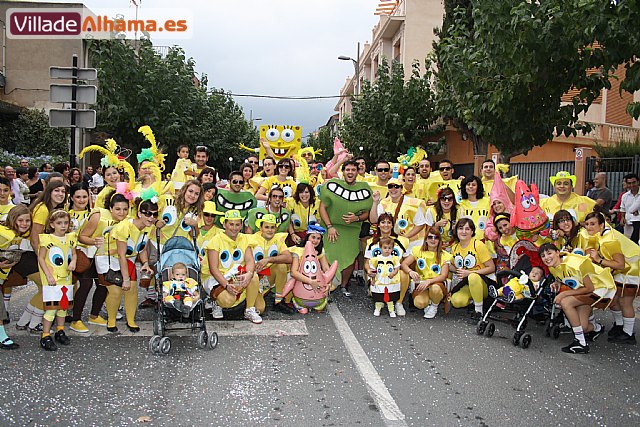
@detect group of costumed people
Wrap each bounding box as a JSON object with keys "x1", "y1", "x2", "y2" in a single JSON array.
[{"x1": 0, "y1": 127, "x2": 636, "y2": 356}]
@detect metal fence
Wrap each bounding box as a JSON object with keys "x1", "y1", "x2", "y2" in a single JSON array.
[
  {"x1": 510, "y1": 161, "x2": 575, "y2": 196},
  {"x1": 586, "y1": 155, "x2": 640, "y2": 200}
]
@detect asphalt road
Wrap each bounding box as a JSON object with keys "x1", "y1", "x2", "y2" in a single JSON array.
[{"x1": 1, "y1": 282, "x2": 639, "y2": 427}]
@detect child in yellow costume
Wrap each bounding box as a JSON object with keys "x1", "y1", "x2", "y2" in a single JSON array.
[
  {"x1": 489, "y1": 266, "x2": 545, "y2": 303},
  {"x1": 163, "y1": 262, "x2": 199, "y2": 317},
  {"x1": 37, "y1": 210, "x2": 77, "y2": 351},
  {"x1": 369, "y1": 238, "x2": 401, "y2": 317}
]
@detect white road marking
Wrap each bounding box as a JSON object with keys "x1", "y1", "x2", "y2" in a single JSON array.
[
  {"x1": 328, "y1": 304, "x2": 407, "y2": 426},
  {"x1": 11, "y1": 320, "x2": 308, "y2": 337}
]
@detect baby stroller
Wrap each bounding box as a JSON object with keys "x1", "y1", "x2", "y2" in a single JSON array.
[
  {"x1": 149, "y1": 234, "x2": 218, "y2": 355},
  {"x1": 476, "y1": 240, "x2": 552, "y2": 349}
]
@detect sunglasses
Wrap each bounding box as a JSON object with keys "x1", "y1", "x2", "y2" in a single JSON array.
[
  {"x1": 247, "y1": 161, "x2": 259, "y2": 165},
  {"x1": 231, "y1": 180, "x2": 243, "y2": 185},
  {"x1": 312, "y1": 163, "x2": 324, "y2": 171},
  {"x1": 387, "y1": 184, "x2": 402, "y2": 189},
  {"x1": 278, "y1": 164, "x2": 291, "y2": 169},
  {"x1": 140, "y1": 210, "x2": 159, "y2": 218},
  {"x1": 557, "y1": 218, "x2": 572, "y2": 224},
  {"x1": 439, "y1": 166, "x2": 452, "y2": 172},
  {"x1": 203, "y1": 212, "x2": 216, "y2": 218},
  {"x1": 441, "y1": 195, "x2": 454, "y2": 202},
  {"x1": 271, "y1": 194, "x2": 284, "y2": 199},
  {"x1": 426, "y1": 235, "x2": 439, "y2": 240},
  {"x1": 377, "y1": 168, "x2": 390, "y2": 173}
]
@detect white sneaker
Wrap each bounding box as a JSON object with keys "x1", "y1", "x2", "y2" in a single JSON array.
[
  {"x1": 423, "y1": 304, "x2": 438, "y2": 319},
  {"x1": 211, "y1": 301, "x2": 223, "y2": 319},
  {"x1": 116, "y1": 306, "x2": 124, "y2": 321},
  {"x1": 389, "y1": 311, "x2": 397, "y2": 318},
  {"x1": 395, "y1": 303, "x2": 406, "y2": 316},
  {"x1": 373, "y1": 308, "x2": 381, "y2": 317},
  {"x1": 244, "y1": 307, "x2": 263, "y2": 324}
]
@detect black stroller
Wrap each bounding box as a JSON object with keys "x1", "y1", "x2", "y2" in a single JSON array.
[
  {"x1": 149, "y1": 234, "x2": 218, "y2": 355},
  {"x1": 476, "y1": 240, "x2": 552, "y2": 349}
]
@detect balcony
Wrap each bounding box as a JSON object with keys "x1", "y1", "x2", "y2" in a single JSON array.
[{"x1": 554, "y1": 122, "x2": 640, "y2": 145}]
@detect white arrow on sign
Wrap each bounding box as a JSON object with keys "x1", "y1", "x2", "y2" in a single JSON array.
[
  {"x1": 50, "y1": 84, "x2": 97, "y2": 104},
  {"x1": 49, "y1": 109, "x2": 96, "y2": 129}
]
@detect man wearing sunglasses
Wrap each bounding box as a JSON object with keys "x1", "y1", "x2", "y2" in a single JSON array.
[{"x1": 369, "y1": 160, "x2": 391, "y2": 199}]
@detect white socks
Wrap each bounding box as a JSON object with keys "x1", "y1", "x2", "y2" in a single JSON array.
[
  {"x1": 474, "y1": 302, "x2": 483, "y2": 314},
  {"x1": 611, "y1": 310, "x2": 624, "y2": 326},
  {"x1": 573, "y1": 326, "x2": 586, "y2": 346},
  {"x1": 623, "y1": 317, "x2": 635, "y2": 336}
]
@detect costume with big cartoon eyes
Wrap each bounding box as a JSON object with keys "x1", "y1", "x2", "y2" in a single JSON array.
[
  {"x1": 458, "y1": 198, "x2": 491, "y2": 241},
  {"x1": 38, "y1": 232, "x2": 77, "y2": 310},
  {"x1": 549, "y1": 253, "x2": 615, "y2": 294},
  {"x1": 287, "y1": 198, "x2": 320, "y2": 233},
  {"x1": 411, "y1": 247, "x2": 453, "y2": 281},
  {"x1": 377, "y1": 196, "x2": 427, "y2": 243}
]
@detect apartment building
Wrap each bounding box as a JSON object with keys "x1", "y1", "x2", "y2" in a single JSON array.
[
  {"x1": 333, "y1": 0, "x2": 639, "y2": 167},
  {"x1": 335, "y1": 0, "x2": 443, "y2": 122}
]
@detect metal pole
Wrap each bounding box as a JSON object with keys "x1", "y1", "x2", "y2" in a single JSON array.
[
  {"x1": 355, "y1": 42, "x2": 360, "y2": 96},
  {"x1": 70, "y1": 54, "x2": 78, "y2": 168}
]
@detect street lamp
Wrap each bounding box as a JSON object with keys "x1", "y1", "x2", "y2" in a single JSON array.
[{"x1": 338, "y1": 42, "x2": 360, "y2": 95}]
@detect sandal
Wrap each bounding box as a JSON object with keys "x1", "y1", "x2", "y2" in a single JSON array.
[{"x1": 0, "y1": 338, "x2": 19, "y2": 350}]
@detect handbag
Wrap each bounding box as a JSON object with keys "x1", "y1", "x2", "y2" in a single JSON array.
[
  {"x1": 74, "y1": 248, "x2": 91, "y2": 274},
  {"x1": 104, "y1": 236, "x2": 123, "y2": 286}
]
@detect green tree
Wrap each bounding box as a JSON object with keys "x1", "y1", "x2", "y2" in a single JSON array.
[
  {"x1": 434, "y1": 0, "x2": 640, "y2": 162},
  {"x1": 0, "y1": 108, "x2": 68, "y2": 157},
  {"x1": 88, "y1": 39, "x2": 257, "y2": 174},
  {"x1": 340, "y1": 58, "x2": 443, "y2": 161}
]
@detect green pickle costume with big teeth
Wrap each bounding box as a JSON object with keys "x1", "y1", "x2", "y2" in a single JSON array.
[
  {"x1": 319, "y1": 178, "x2": 373, "y2": 272},
  {"x1": 214, "y1": 189, "x2": 257, "y2": 228}
]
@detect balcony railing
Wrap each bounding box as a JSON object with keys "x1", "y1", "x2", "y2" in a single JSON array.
[{"x1": 555, "y1": 122, "x2": 639, "y2": 145}]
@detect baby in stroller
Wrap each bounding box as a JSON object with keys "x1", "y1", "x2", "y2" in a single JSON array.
[
  {"x1": 489, "y1": 266, "x2": 545, "y2": 303},
  {"x1": 163, "y1": 262, "x2": 200, "y2": 317}
]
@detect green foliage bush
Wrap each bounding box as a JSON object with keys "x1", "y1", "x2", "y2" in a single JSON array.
[{"x1": 0, "y1": 108, "x2": 69, "y2": 157}]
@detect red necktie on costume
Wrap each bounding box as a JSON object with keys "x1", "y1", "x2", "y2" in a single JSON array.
[
  {"x1": 60, "y1": 286, "x2": 69, "y2": 310},
  {"x1": 383, "y1": 287, "x2": 390, "y2": 303}
]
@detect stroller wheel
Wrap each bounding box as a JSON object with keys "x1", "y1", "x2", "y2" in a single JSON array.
[
  {"x1": 486, "y1": 322, "x2": 496, "y2": 338},
  {"x1": 208, "y1": 332, "x2": 218, "y2": 349},
  {"x1": 476, "y1": 321, "x2": 487, "y2": 335},
  {"x1": 149, "y1": 335, "x2": 161, "y2": 354},
  {"x1": 544, "y1": 320, "x2": 552, "y2": 337},
  {"x1": 159, "y1": 337, "x2": 171, "y2": 355},
  {"x1": 521, "y1": 334, "x2": 532, "y2": 349},
  {"x1": 512, "y1": 333, "x2": 521, "y2": 346},
  {"x1": 197, "y1": 331, "x2": 208, "y2": 349},
  {"x1": 551, "y1": 325, "x2": 561, "y2": 339}
]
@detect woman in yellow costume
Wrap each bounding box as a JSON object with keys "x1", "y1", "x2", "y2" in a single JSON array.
[
  {"x1": 458, "y1": 175, "x2": 491, "y2": 241},
  {"x1": 196, "y1": 201, "x2": 222, "y2": 318},
  {"x1": 13, "y1": 181, "x2": 67, "y2": 333},
  {"x1": 449, "y1": 218, "x2": 496, "y2": 322},
  {"x1": 539, "y1": 242, "x2": 616, "y2": 354},
  {"x1": 578, "y1": 212, "x2": 638, "y2": 345},
  {"x1": 205, "y1": 210, "x2": 264, "y2": 324},
  {"x1": 256, "y1": 158, "x2": 297, "y2": 202},
  {"x1": 0, "y1": 205, "x2": 31, "y2": 348},
  {"x1": 370, "y1": 176, "x2": 427, "y2": 251},
  {"x1": 425, "y1": 187, "x2": 460, "y2": 250},
  {"x1": 364, "y1": 213, "x2": 411, "y2": 315},
  {"x1": 78, "y1": 138, "x2": 123, "y2": 210},
  {"x1": 100, "y1": 192, "x2": 156, "y2": 332},
  {"x1": 402, "y1": 226, "x2": 452, "y2": 319}
]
